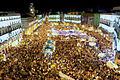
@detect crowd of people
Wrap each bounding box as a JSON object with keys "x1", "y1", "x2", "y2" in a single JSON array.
[
  {"x1": 0, "y1": 21, "x2": 119, "y2": 80},
  {"x1": 53, "y1": 39, "x2": 119, "y2": 79}
]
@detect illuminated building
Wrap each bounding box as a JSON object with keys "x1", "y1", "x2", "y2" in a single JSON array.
[
  {"x1": 21, "y1": 15, "x2": 43, "y2": 35},
  {"x1": 0, "y1": 12, "x2": 22, "y2": 53}
]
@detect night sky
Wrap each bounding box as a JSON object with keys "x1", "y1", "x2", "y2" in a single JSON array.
[{"x1": 0, "y1": 0, "x2": 120, "y2": 14}]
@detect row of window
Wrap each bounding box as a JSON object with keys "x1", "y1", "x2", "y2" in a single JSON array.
[
  {"x1": 0, "y1": 28, "x2": 22, "y2": 44},
  {"x1": 48, "y1": 19, "x2": 60, "y2": 22},
  {"x1": 64, "y1": 15, "x2": 81, "y2": 18},
  {"x1": 48, "y1": 17, "x2": 60, "y2": 19},
  {"x1": 0, "y1": 16, "x2": 21, "y2": 21},
  {"x1": 11, "y1": 33, "x2": 22, "y2": 43},
  {"x1": 64, "y1": 18, "x2": 81, "y2": 21},
  {"x1": 0, "y1": 19, "x2": 21, "y2": 28},
  {"x1": 100, "y1": 19, "x2": 111, "y2": 26},
  {"x1": 100, "y1": 15, "x2": 119, "y2": 22},
  {"x1": 0, "y1": 25, "x2": 21, "y2": 36},
  {"x1": 49, "y1": 15, "x2": 60, "y2": 18},
  {"x1": 9, "y1": 28, "x2": 22, "y2": 38},
  {"x1": 0, "y1": 33, "x2": 9, "y2": 44},
  {"x1": 64, "y1": 19, "x2": 81, "y2": 23}
]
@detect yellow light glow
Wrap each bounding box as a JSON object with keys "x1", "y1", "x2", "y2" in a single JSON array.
[
  {"x1": 82, "y1": 25, "x2": 85, "y2": 28},
  {"x1": 27, "y1": 31, "x2": 31, "y2": 35}
]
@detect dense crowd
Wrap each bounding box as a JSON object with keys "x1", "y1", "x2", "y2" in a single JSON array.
[
  {"x1": 54, "y1": 38, "x2": 120, "y2": 79},
  {"x1": 0, "y1": 22, "x2": 119, "y2": 80}
]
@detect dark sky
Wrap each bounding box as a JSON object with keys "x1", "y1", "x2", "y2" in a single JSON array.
[{"x1": 0, "y1": 0, "x2": 120, "y2": 13}]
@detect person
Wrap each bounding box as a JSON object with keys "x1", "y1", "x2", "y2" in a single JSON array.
[{"x1": 0, "y1": 21, "x2": 119, "y2": 80}]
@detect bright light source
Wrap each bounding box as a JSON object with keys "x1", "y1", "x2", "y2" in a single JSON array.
[{"x1": 82, "y1": 25, "x2": 85, "y2": 28}]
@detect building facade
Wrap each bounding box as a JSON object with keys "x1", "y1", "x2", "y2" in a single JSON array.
[{"x1": 0, "y1": 13, "x2": 22, "y2": 54}]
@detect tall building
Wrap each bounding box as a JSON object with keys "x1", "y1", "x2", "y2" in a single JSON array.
[{"x1": 0, "y1": 12, "x2": 22, "y2": 53}]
